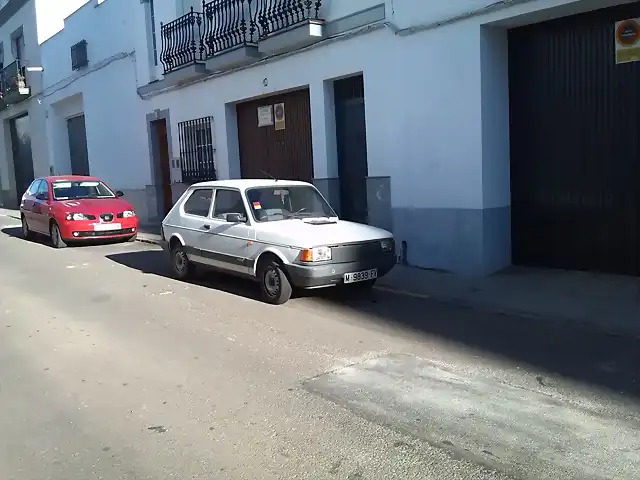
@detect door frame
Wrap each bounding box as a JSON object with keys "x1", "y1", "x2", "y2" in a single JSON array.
[{"x1": 146, "y1": 109, "x2": 175, "y2": 220}]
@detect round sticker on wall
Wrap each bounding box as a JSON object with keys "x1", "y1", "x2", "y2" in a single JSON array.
[{"x1": 616, "y1": 19, "x2": 640, "y2": 46}]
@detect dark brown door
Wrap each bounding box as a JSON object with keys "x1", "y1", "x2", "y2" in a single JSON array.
[
  {"x1": 236, "y1": 88, "x2": 313, "y2": 182},
  {"x1": 509, "y1": 2, "x2": 640, "y2": 276},
  {"x1": 10, "y1": 114, "x2": 34, "y2": 207},
  {"x1": 334, "y1": 75, "x2": 369, "y2": 224},
  {"x1": 67, "y1": 115, "x2": 90, "y2": 176},
  {"x1": 153, "y1": 119, "x2": 173, "y2": 215}
]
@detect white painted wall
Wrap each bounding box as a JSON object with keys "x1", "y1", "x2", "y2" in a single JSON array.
[
  {"x1": 145, "y1": 23, "x2": 485, "y2": 210},
  {"x1": 0, "y1": 0, "x2": 48, "y2": 197},
  {"x1": 40, "y1": 0, "x2": 150, "y2": 196}
]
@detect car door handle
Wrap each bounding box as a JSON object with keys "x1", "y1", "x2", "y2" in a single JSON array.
[{"x1": 203, "y1": 224, "x2": 211, "y2": 230}]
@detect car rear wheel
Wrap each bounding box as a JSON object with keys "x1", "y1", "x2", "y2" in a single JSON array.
[
  {"x1": 171, "y1": 244, "x2": 194, "y2": 280},
  {"x1": 259, "y1": 259, "x2": 292, "y2": 305},
  {"x1": 50, "y1": 222, "x2": 67, "y2": 249},
  {"x1": 21, "y1": 215, "x2": 34, "y2": 240}
]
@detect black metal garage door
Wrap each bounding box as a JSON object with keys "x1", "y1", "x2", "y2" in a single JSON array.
[{"x1": 509, "y1": 2, "x2": 640, "y2": 276}]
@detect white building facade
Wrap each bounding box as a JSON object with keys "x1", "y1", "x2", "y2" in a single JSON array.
[
  {"x1": 0, "y1": 0, "x2": 48, "y2": 209},
  {"x1": 22, "y1": 0, "x2": 640, "y2": 277}
]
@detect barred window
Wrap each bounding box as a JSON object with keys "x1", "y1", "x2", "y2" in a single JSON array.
[{"x1": 178, "y1": 116, "x2": 217, "y2": 184}]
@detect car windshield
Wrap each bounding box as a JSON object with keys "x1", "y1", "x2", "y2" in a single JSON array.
[
  {"x1": 52, "y1": 180, "x2": 115, "y2": 200},
  {"x1": 246, "y1": 186, "x2": 337, "y2": 222}
]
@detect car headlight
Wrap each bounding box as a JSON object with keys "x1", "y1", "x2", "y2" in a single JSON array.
[
  {"x1": 65, "y1": 213, "x2": 95, "y2": 221},
  {"x1": 300, "y1": 246, "x2": 332, "y2": 262},
  {"x1": 121, "y1": 210, "x2": 136, "y2": 218},
  {"x1": 380, "y1": 238, "x2": 394, "y2": 253}
]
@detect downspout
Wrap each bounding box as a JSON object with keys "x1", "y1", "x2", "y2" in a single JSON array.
[{"x1": 383, "y1": 0, "x2": 540, "y2": 36}]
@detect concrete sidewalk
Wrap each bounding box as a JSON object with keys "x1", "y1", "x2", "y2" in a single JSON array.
[{"x1": 2, "y1": 207, "x2": 639, "y2": 338}]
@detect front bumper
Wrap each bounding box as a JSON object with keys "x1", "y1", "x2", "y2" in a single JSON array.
[
  {"x1": 59, "y1": 218, "x2": 139, "y2": 240},
  {"x1": 287, "y1": 253, "x2": 397, "y2": 289}
]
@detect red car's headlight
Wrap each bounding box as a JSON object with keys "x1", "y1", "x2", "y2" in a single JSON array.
[{"x1": 65, "y1": 213, "x2": 95, "y2": 221}]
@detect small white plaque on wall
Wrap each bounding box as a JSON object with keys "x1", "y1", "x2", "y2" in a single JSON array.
[{"x1": 257, "y1": 105, "x2": 273, "y2": 127}]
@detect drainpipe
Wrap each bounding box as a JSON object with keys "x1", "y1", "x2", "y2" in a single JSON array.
[{"x1": 384, "y1": 0, "x2": 539, "y2": 37}]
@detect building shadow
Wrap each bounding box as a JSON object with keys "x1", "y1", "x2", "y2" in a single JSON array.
[{"x1": 104, "y1": 248, "x2": 640, "y2": 401}]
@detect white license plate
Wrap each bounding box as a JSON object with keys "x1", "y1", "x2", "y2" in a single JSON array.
[
  {"x1": 93, "y1": 223, "x2": 122, "y2": 231},
  {"x1": 343, "y1": 269, "x2": 378, "y2": 284}
]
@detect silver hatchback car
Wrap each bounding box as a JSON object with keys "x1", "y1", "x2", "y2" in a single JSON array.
[{"x1": 160, "y1": 179, "x2": 396, "y2": 304}]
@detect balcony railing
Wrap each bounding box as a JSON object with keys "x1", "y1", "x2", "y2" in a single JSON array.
[
  {"x1": 257, "y1": 0, "x2": 322, "y2": 40},
  {"x1": 160, "y1": 0, "x2": 323, "y2": 75},
  {"x1": 159, "y1": 8, "x2": 206, "y2": 74},
  {"x1": 202, "y1": 0, "x2": 258, "y2": 56},
  {"x1": 1, "y1": 60, "x2": 29, "y2": 100}
]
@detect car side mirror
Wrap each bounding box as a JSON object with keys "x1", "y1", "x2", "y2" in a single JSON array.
[
  {"x1": 227, "y1": 212, "x2": 247, "y2": 223},
  {"x1": 35, "y1": 192, "x2": 48, "y2": 201},
  {"x1": 115, "y1": 191, "x2": 124, "y2": 197}
]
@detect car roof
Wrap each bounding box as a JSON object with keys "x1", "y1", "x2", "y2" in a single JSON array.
[
  {"x1": 43, "y1": 175, "x2": 101, "y2": 182},
  {"x1": 189, "y1": 179, "x2": 312, "y2": 190}
]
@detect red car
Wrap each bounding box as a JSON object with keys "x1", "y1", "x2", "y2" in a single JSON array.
[{"x1": 19, "y1": 175, "x2": 139, "y2": 248}]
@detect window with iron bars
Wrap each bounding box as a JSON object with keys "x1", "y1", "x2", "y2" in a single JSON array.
[{"x1": 178, "y1": 116, "x2": 217, "y2": 184}]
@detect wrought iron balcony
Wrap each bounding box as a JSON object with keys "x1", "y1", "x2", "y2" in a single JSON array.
[
  {"x1": 159, "y1": 0, "x2": 324, "y2": 75},
  {"x1": 256, "y1": 0, "x2": 322, "y2": 40},
  {"x1": 159, "y1": 8, "x2": 206, "y2": 75},
  {"x1": 1, "y1": 60, "x2": 30, "y2": 104},
  {"x1": 202, "y1": 0, "x2": 258, "y2": 56}
]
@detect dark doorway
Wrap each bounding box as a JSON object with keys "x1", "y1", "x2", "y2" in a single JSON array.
[
  {"x1": 236, "y1": 88, "x2": 313, "y2": 182},
  {"x1": 334, "y1": 74, "x2": 369, "y2": 224},
  {"x1": 67, "y1": 114, "x2": 90, "y2": 176},
  {"x1": 509, "y1": 2, "x2": 640, "y2": 276},
  {"x1": 152, "y1": 119, "x2": 173, "y2": 215},
  {"x1": 9, "y1": 114, "x2": 34, "y2": 206}
]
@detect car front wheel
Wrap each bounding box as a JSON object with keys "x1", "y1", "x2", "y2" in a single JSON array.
[
  {"x1": 259, "y1": 259, "x2": 292, "y2": 305},
  {"x1": 50, "y1": 222, "x2": 67, "y2": 249},
  {"x1": 171, "y1": 244, "x2": 194, "y2": 280}
]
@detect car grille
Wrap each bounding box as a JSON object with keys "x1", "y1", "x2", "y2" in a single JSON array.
[
  {"x1": 100, "y1": 213, "x2": 114, "y2": 222},
  {"x1": 329, "y1": 240, "x2": 387, "y2": 263},
  {"x1": 73, "y1": 228, "x2": 135, "y2": 238}
]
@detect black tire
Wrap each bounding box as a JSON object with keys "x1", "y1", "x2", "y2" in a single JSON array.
[
  {"x1": 21, "y1": 215, "x2": 34, "y2": 240},
  {"x1": 50, "y1": 222, "x2": 67, "y2": 249},
  {"x1": 171, "y1": 243, "x2": 194, "y2": 280},
  {"x1": 127, "y1": 233, "x2": 138, "y2": 243},
  {"x1": 258, "y1": 258, "x2": 292, "y2": 305}
]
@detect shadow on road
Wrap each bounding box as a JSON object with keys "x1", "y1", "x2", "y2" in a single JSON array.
[
  {"x1": 106, "y1": 249, "x2": 263, "y2": 301},
  {"x1": 106, "y1": 248, "x2": 640, "y2": 401}
]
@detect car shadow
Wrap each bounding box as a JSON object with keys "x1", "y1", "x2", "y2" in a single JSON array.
[
  {"x1": 104, "y1": 248, "x2": 640, "y2": 401},
  {"x1": 105, "y1": 249, "x2": 264, "y2": 301}
]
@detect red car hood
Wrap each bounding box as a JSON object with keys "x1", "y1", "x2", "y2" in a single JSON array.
[{"x1": 54, "y1": 198, "x2": 134, "y2": 215}]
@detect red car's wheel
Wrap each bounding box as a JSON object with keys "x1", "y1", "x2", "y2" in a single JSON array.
[
  {"x1": 21, "y1": 215, "x2": 34, "y2": 240},
  {"x1": 50, "y1": 222, "x2": 67, "y2": 249}
]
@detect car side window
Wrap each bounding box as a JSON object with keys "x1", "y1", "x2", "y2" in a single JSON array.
[
  {"x1": 26, "y1": 180, "x2": 41, "y2": 196},
  {"x1": 182, "y1": 188, "x2": 213, "y2": 217},
  {"x1": 212, "y1": 189, "x2": 246, "y2": 220},
  {"x1": 36, "y1": 181, "x2": 49, "y2": 198}
]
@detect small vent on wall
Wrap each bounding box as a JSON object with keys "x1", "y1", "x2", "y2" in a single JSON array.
[{"x1": 71, "y1": 40, "x2": 88, "y2": 71}]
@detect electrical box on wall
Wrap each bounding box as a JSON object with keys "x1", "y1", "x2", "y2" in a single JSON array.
[{"x1": 171, "y1": 157, "x2": 183, "y2": 183}]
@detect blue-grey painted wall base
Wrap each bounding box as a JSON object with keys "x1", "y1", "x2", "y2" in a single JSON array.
[{"x1": 392, "y1": 206, "x2": 511, "y2": 276}]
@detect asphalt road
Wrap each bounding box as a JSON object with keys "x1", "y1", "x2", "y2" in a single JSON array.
[{"x1": 1, "y1": 214, "x2": 638, "y2": 480}]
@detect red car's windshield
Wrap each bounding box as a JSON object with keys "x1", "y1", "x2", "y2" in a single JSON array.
[{"x1": 52, "y1": 180, "x2": 115, "y2": 200}]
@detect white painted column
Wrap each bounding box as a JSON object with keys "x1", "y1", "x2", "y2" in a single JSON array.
[{"x1": 309, "y1": 80, "x2": 338, "y2": 179}]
